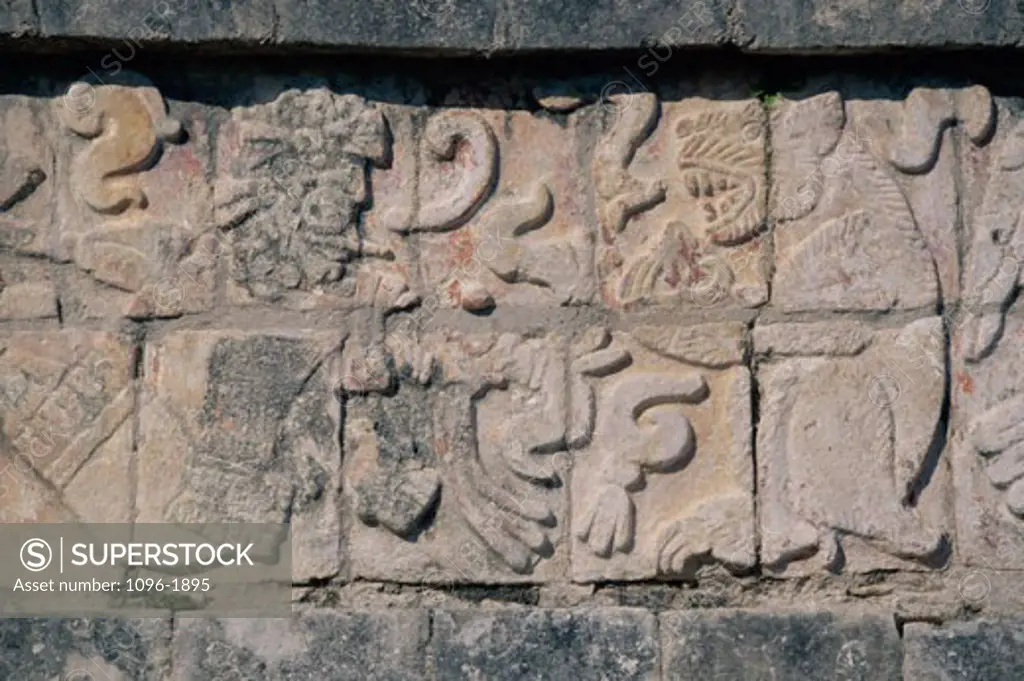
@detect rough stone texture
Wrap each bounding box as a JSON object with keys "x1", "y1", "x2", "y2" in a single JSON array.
[
  {"x1": 904, "y1": 619, "x2": 1024, "y2": 681},
  {"x1": 137, "y1": 329, "x2": 345, "y2": 581},
  {"x1": 768, "y1": 81, "x2": 988, "y2": 312},
  {"x1": 431, "y1": 608, "x2": 659, "y2": 680},
  {"x1": 54, "y1": 72, "x2": 216, "y2": 320},
  {"x1": 661, "y1": 610, "x2": 903, "y2": 680},
  {"x1": 173, "y1": 611, "x2": 429, "y2": 680},
  {"x1": 756, "y1": 319, "x2": 950, "y2": 575},
  {"x1": 737, "y1": 0, "x2": 1024, "y2": 51},
  {"x1": 593, "y1": 87, "x2": 769, "y2": 309},
  {"x1": 0, "y1": 330, "x2": 135, "y2": 523},
  {"x1": 571, "y1": 323, "x2": 754, "y2": 582},
  {"x1": 344, "y1": 330, "x2": 570, "y2": 583},
  {"x1": 0, "y1": 618, "x2": 171, "y2": 681}
]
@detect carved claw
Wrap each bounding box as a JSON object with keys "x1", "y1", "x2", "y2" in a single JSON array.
[
  {"x1": 576, "y1": 484, "x2": 635, "y2": 557},
  {"x1": 962, "y1": 312, "x2": 1005, "y2": 363}
]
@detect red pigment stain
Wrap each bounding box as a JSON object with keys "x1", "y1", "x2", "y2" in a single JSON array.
[
  {"x1": 957, "y1": 371, "x2": 975, "y2": 395},
  {"x1": 447, "y1": 230, "x2": 476, "y2": 266}
]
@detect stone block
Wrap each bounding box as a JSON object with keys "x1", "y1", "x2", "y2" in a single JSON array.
[
  {"x1": 274, "y1": 0, "x2": 497, "y2": 51},
  {"x1": 38, "y1": 0, "x2": 274, "y2": 43},
  {"x1": 137, "y1": 329, "x2": 345, "y2": 581},
  {"x1": 416, "y1": 100, "x2": 594, "y2": 312},
  {"x1": 173, "y1": 611, "x2": 429, "y2": 680},
  {"x1": 0, "y1": 618, "x2": 171, "y2": 681},
  {"x1": 768, "y1": 82, "x2": 991, "y2": 310},
  {"x1": 0, "y1": 0, "x2": 35, "y2": 36},
  {"x1": 737, "y1": 0, "x2": 1024, "y2": 51},
  {"x1": 343, "y1": 329, "x2": 570, "y2": 583},
  {"x1": 904, "y1": 619, "x2": 1024, "y2": 681},
  {"x1": 951, "y1": 311, "x2": 1024, "y2": 569},
  {"x1": 592, "y1": 88, "x2": 769, "y2": 309},
  {"x1": 215, "y1": 81, "x2": 415, "y2": 313},
  {"x1": 570, "y1": 323, "x2": 755, "y2": 582},
  {"x1": 497, "y1": 0, "x2": 727, "y2": 49},
  {"x1": 661, "y1": 610, "x2": 903, "y2": 681},
  {"x1": 756, "y1": 319, "x2": 950, "y2": 575},
  {"x1": 0, "y1": 330, "x2": 135, "y2": 523},
  {"x1": 431, "y1": 608, "x2": 659, "y2": 680},
  {"x1": 0, "y1": 93, "x2": 59, "y2": 320},
  {"x1": 52, "y1": 71, "x2": 216, "y2": 320}
]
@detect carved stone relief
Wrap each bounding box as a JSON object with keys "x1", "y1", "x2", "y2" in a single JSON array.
[
  {"x1": 136, "y1": 330, "x2": 344, "y2": 580},
  {"x1": 343, "y1": 329, "x2": 572, "y2": 582},
  {"x1": 0, "y1": 95, "x2": 58, "y2": 320},
  {"x1": 756, "y1": 320, "x2": 950, "y2": 575},
  {"x1": 54, "y1": 71, "x2": 216, "y2": 320},
  {"x1": 0, "y1": 331, "x2": 135, "y2": 523},
  {"x1": 952, "y1": 99, "x2": 1024, "y2": 568},
  {"x1": 592, "y1": 92, "x2": 769, "y2": 309},
  {"x1": 770, "y1": 84, "x2": 993, "y2": 312},
  {"x1": 397, "y1": 105, "x2": 592, "y2": 313},
  {"x1": 570, "y1": 323, "x2": 755, "y2": 581},
  {"x1": 216, "y1": 84, "x2": 415, "y2": 313}
]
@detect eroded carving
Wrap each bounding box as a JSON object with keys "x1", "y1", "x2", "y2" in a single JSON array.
[
  {"x1": 345, "y1": 331, "x2": 573, "y2": 579},
  {"x1": 593, "y1": 93, "x2": 768, "y2": 308},
  {"x1": 570, "y1": 324, "x2": 755, "y2": 581},
  {"x1": 757, "y1": 319, "x2": 949, "y2": 575},
  {"x1": 138, "y1": 330, "x2": 343, "y2": 580},
  {"x1": 216, "y1": 86, "x2": 412, "y2": 310}
]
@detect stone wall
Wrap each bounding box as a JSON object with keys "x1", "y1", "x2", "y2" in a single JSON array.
[{"x1": 3, "y1": 3, "x2": 1024, "y2": 678}]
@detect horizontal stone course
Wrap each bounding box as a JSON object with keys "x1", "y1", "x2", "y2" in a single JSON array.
[{"x1": 4, "y1": 0, "x2": 1023, "y2": 52}]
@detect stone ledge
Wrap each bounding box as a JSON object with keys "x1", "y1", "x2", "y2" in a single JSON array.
[{"x1": 2, "y1": 0, "x2": 1022, "y2": 53}]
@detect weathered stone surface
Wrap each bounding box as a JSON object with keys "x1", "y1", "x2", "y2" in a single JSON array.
[
  {"x1": 570, "y1": 323, "x2": 755, "y2": 581},
  {"x1": 54, "y1": 72, "x2": 216, "y2": 320},
  {"x1": 38, "y1": 0, "x2": 275, "y2": 43},
  {"x1": 769, "y1": 83, "x2": 990, "y2": 311},
  {"x1": 661, "y1": 610, "x2": 902, "y2": 680},
  {"x1": 137, "y1": 329, "x2": 344, "y2": 580},
  {"x1": 951, "y1": 311, "x2": 1024, "y2": 569},
  {"x1": 497, "y1": 0, "x2": 727, "y2": 50},
  {"x1": 593, "y1": 89, "x2": 769, "y2": 309},
  {"x1": 343, "y1": 329, "x2": 570, "y2": 582},
  {"x1": 904, "y1": 619, "x2": 1024, "y2": 681},
  {"x1": 756, "y1": 319, "x2": 950, "y2": 575},
  {"x1": 416, "y1": 99, "x2": 593, "y2": 312},
  {"x1": 0, "y1": 93, "x2": 58, "y2": 320},
  {"x1": 431, "y1": 609, "x2": 658, "y2": 680},
  {"x1": 0, "y1": 0, "x2": 35, "y2": 36},
  {"x1": 951, "y1": 97, "x2": 1024, "y2": 569},
  {"x1": 216, "y1": 81, "x2": 414, "y2": 312},
  {"x1": 0, "y1": 618, "x2": 171, "y2": 681},
  {"x1": 173, "y1": 611, "x2": 429, "y2": 680},
  {"x1": 737, "y1": 0, "x2": 1024, "y2": 51},
  {"x1": 0, "y1": 330, "x2": 134, "y2": 523},
  {"x1": 276, "y1": 0, "x2": 496, "y2": 51}
]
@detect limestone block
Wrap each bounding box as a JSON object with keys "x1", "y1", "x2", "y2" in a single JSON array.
[
  {"x1": 173, "y1": 612, "x2": 429, "y2": 680},
  {"x1": 0, "y1": 93, "x2": 58, "y2": 320},
  {"x1": 215, "y1": 81, "x2": 415, "y2": 313},
  {"x1": 756, "y1": 319, "x2": 950, "y2": 575},
  {"x1": 570, "y1": 323, "x2": 755, "y2": 582},
  {"x1": 416, "y1": 99, "x2": 594, "y2": 312},
  {"x1": 769, "y1": 83, "x2": 991, "y2": 310},
  {"x1": 431, "y1": 609, "x2": 659, "y2": 680},
  {"x1": 53, "y1": 71, "x2": 216, "y2": 319},
  {"x1": 0, "y1": 330, "x2": 134, "y2": 523},
  {"x1": 592, "y1": 89, "x2": 769, "y2": 309},
  {"x1": 661, "y1": 610, "x2": 903, "y2": 681},
  {"x1": 904, "y1": 619, "x2": 1024, "y2": 681},
  {"x1": 343, "y1": 329, "x2": 570, "y2": 583},
  {"x1": 137, "y1": 329, "x2": 344, "y2": 581},
  {"x1": 0, "y1": 618, "x2": 171, "y2": 681}
]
